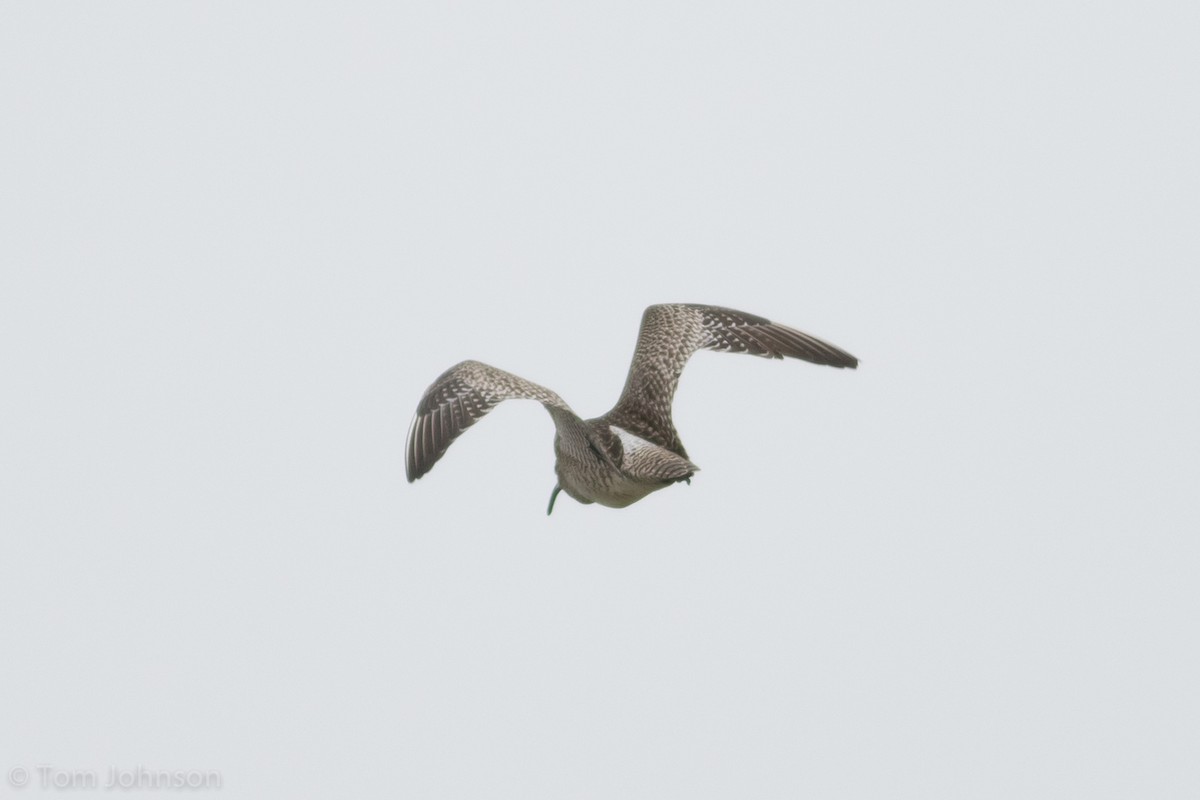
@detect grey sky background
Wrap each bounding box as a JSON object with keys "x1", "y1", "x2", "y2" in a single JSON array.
[{"x1": 2, "y1": 2, "x2": 1198, "y2": 798}]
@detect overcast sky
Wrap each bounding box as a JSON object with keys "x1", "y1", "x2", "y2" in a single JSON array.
[{"x1": 2, "y1": 2, "x2": 1198, "y2": 798}]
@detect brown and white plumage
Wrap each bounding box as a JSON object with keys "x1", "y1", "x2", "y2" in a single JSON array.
[
  {"x1": 405, "y1": 360, "x2": 574, "y2": 483},
  {"x1": 406, "y1": 303, "x2": 857, "y2": 513},
  {"x1": 605, "y1": 304, "x2": 858, "y2": 456}
]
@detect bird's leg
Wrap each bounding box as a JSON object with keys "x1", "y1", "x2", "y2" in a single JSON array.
[{"x1": 546, "y1": 484, "x2": 562, "y2": 516}]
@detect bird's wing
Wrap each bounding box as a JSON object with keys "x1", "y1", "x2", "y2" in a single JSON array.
[
  {"x1": 406, "y1": 360, "x2": 575, "y2": 482},
  {"x1": 604, "y1": 304, "x2": 858, "y2": 455}
]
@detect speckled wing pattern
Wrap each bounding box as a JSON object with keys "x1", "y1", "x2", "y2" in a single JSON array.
[
  {"x1": 604, "y1": 304, "x2": 859, "y2": 455},
  {"x1": 406, "y1": 360, "x2": 573, "y2": 482}
]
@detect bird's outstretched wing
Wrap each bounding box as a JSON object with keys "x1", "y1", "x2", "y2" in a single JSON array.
[
  {"x1": 406, "y1": 360, "x2": 574, "y2": 482},
  {"x1": 603, "y1": 304, "x2": 858, "y2": 455}
]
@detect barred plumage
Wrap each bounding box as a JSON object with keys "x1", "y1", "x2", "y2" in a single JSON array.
[{"x1": 405, "y1": 303, "x2": 857, "y2": 513}]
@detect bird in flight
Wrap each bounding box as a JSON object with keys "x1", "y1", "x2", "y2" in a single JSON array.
[{"x1": 406, "y1": 303, "x2": 857, "y2": 514}]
